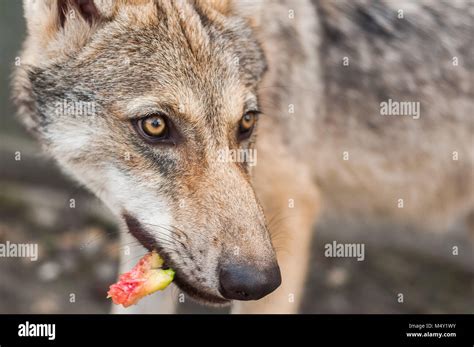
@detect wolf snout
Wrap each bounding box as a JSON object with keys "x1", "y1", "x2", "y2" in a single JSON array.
[{"x1": 218, "y1": 262, "x2": 282, "y2": 301}]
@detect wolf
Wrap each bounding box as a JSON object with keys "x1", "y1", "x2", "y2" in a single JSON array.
[{"x1": 12, "y1": 0, "x2": 473, "y2": 313}]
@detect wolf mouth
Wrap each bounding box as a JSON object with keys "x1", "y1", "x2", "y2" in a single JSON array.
[
  {"x1": 173, "y1": 274, "x2": 230, "y2": 305},
  {"x1": 122, "y1": 212, "x2": 230, "y2": 305}
]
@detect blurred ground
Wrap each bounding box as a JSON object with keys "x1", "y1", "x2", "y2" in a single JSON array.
[
  {"x1": 302, "y1": 220, "x2": 474, "y2": 313},
  {"x1": 0, "y1": 1, "x2": 473, "y2": 314}
]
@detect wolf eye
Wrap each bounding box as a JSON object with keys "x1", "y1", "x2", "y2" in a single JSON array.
[
  {"x1": 238, "y1": 112, "x2": 258, "y2": 140},
  {"x1": 142, "y1": 115, "x2": 166, "y2": 136},
  {"x1": 135, "y1": 114, "x2": 170, "y2": 142}
]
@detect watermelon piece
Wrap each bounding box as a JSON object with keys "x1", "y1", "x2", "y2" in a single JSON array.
[{"x1": 107, "y1": 251, "x2": 174, "y2": 307}]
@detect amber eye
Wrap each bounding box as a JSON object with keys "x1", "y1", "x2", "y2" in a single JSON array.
[
  {"x1": 135, "y1": 114, "x2": 170, "y2": 141},
  {"x1": 238, "y1": 112, "x2": 258, "y2": 140},
  {"x1": 141, "y1": 115, "x2": 166, "y2": 137}
]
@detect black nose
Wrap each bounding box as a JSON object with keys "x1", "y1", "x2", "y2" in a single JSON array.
[{"x1": 219, "y1": 263, "x2": 281, "y2": 301}]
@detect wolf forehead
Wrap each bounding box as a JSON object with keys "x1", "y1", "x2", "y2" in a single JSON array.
[{"x1": 27, "y1": 1, "x2": 267, "y2": 118}]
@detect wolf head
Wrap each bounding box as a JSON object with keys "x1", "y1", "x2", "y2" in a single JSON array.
[{"x1": 13, "y1": 0, "x2": 281, "y2": 304}]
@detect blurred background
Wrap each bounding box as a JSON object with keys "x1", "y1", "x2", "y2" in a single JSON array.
[{"x1": 1, "y1": 1, "x2": 473, "y2": 314}]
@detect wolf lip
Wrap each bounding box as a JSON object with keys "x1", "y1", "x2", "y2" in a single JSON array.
[
  {"x1": 173, "y1": 273, "x2": 230, "y2": 305},
  {"x1": 122, "y1": 212, "x2": 159, "y2": 252}
]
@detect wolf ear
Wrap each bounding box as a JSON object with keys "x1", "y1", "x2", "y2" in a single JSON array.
[
  {"x1": 23, "y1": 0, "x2": 105, "y2": 31},
  {"x1": 15, "y1": 0, "x2": 110, "y2": 133},
  {"x1": 22, "y1": 0, "x2": 111, "y2": 59},
  {"x1": 57, "y1": 0, "x2": 101, "y2": 26}
]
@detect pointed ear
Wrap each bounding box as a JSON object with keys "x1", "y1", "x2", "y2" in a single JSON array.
[
  {"x1": 57, "y1": 0, "x2": 101, "y2": 26},
  {"x1": 23, "y1": 0, "x2": 104, "y2": 32},
  {"x1": 22, "y1": 0, "x2": 111, "y2": 61}
]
